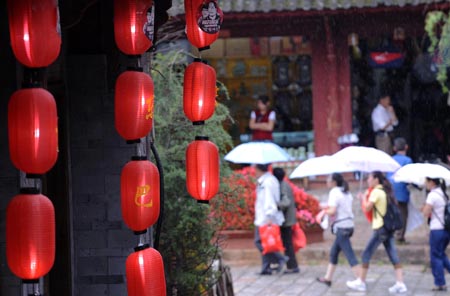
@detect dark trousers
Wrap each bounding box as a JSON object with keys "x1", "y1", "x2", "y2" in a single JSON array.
[
  {"x1": 395, "y1": 202, "x2": 408, "y2": 241},
  {"x1": 280, "y1": 226, "x2": 298, "y2": 270}
]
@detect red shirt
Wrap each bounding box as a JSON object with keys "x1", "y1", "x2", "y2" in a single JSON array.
[{"x1": 252, "y1": 109, "x2": 274, "y2": 141}]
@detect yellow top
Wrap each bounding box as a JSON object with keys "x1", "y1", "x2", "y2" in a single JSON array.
[{"x1": 369, "y1": 185, "x2": 387, "y2": 230}]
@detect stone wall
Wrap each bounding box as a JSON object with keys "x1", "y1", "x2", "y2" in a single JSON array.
[{"x1": 67, "y1": 54, "x2": 136, "y2": 296}]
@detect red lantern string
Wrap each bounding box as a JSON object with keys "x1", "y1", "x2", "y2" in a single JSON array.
[
  {"x1": 6, "y1": 190, "x2": 55, "y2": 280},
  {"x1": 121, "y1": 158, "x2": 160, "y2": 232},
  {"x1": 115, "y1": 70, "x2": 154, "y2": 142},
  {"x1": 7, "y1": 0, "x2": 61, "y2": 68},
  {"x1": 114, "y1": 0, "x2": 153, "y2": 55},
  {"x1": 186, "y1": 136, "x2": 219, "y2": 203},
  {"x1": 126, "y1": 246, "x2": 166, "y2": 296},
  {"x1": 185, "y1": 0, "x2": 223, "y2": 51},
  {"x1": 183, "y1": 59, "x2": 216, "y2": 125},
  {"x1": 8, "y1": 88, "x2": 58, "y2": 175}
]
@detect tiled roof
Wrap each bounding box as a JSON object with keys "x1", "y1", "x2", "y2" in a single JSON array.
[{"x1": 168, "y1": 0, "x2": 446, "y2": 16}]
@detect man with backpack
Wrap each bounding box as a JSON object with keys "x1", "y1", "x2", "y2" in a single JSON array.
[
  {"x1": 347, "y1": 171, "x2": 407, "y2": 293},
  {"x1": 422, "y1": 177, "x2": 450, "y2": 291}
]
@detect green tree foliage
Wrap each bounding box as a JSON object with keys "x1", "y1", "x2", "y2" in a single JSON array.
[
  {"x1": 425, "y1": 11, "x2": 450, "y2": 93},
  {"x1": 150, "y1": 50, "x2": 236, "y2": 295}
]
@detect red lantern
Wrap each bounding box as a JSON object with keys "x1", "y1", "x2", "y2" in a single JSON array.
[
  {"x1": 115, "y1": 70, "x2": 154, "y2": 142},
  {"x1": 121, "y1": 158, "x2": 160, "y2": 232},
  {"x1": 8, "y1": 88, "x2": 58, "y2": 175},
  {"x1": 7, "y1": 0, "x2": 61, "y2": 68},
  {"x1": 6, "y1": 191, "x2": 55, "y2": 280},
  {"x1": 126, "y1": 247, "x2": 166, "y2": 296},
  {"x1": 183, "y1": 59, "x2": 216, "y2": 125},
  {"x1": 114, "y1": 0, "x2": 153, "y2": 55},
  {"x1": 185, "y1": 0, "x2": 223, "y2": 50},
  {"x1": 186, "y1": 136, "x2": 219, "y2": 203}
]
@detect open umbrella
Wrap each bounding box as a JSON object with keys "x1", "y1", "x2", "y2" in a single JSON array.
[
  {"x1": 332, "y1": 146, "x2": 401, "y2": 173},
  {"x1": 392, "y1": 163, "x2": 450, "y2": 186},
  {"x1": 224, "y1": 141, "x2": 292, "y2": 164},
  {"x1": 289, "y1": 155, "x2": 355, "y2": 179}
]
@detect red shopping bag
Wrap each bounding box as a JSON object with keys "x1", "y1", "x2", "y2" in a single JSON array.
[
  {"x1": 259, "y1": 224, "x2": 284, "y2": 255},
  {"x1": 361, "y1": 188, "x2": 373, "y2": 223},
  {"x1": 292, "y1": 223, "x2": 306, "y2": 252}
]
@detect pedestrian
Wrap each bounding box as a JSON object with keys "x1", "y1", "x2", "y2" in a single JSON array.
[
  {"x1": 421, "y1": 177, "x2": 450, "y2": 291},
  {"x1": 387, "y1": 137, "x2": 413, "y2": 243},
  {"x1": 347, "y1": 171, "x2": 407, "y2": 293},
  {"x1": 273, "y1": 167, "x2": 300, "y2": 274},
  {"x1": 371, "y1": 92, "x2": 398, "y2": 154},
  {"x1": 253, "y1": 164, "x2": 288, "y2": 275},
  {"x1": 249, "y1": 95, "x2": 276, "y2": 141},
  {"x1": 316, "y1": 173, "x2": 361, "y2": 287}
]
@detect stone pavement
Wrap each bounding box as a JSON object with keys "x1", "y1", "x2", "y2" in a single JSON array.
[
  {"x1": 225, "y1": 262, "x2": 450, "y2": 296},
  {"x1": 220, "y1": 183, "x2": 450, "y2": 295}
]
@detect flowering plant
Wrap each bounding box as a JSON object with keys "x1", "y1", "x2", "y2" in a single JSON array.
[{"x1": 210, "y1": 166, "x2": 321, "y2": 231}]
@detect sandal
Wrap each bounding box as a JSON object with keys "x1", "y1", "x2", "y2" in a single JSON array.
[
  {"x1": 432, "y1": 286, "x2": 447, "y2": 291},
  {"x1": 316, "y1": 277, "x2": 332, "y2": 287}
]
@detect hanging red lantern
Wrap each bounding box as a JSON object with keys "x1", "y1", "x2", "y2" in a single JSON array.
[
  {"x1": 126, "y1": 246, "x2": 166, "y2": 296},
  {"x1": 121, "y1": 158, "x2": 160, "y2": 232},
  {"x1": 183, "y1": 59, "x2": 216, "y2": 125},
  {"x1": 6, "y1": 190, "x2": 55, "y2": 280},
  {"x1": 186, "y1": 136, "x2": 219, "y2": 203},
  {"x1": 115, "y1": 70, "x2": 154, "y2": 142},
  {"x1": 8, "y1": 88, "x2": 58, "y2": 175},
  {"x1": 7, "y1": 0, "x2": 61, "y2": 68},
  {"x1": 185, "y1": 0, "x2": 223, "y2": 50},
  {"x1": 114, "y1": 0, "x2": 153, "y2": 55}
]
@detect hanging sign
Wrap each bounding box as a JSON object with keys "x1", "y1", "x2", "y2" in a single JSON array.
[{"x1": 196, "y1": 0, "x2": 223, "y2": 34}]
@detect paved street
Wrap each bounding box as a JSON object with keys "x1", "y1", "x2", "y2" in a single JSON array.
[
  {"x1": 221, "y1": 184, "x2": 450, "y2": 295},
  {"x1": 226, "y1": 262, "x2": 450, "y2": 296}
]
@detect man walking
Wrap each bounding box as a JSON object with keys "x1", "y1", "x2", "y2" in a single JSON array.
[
  {"x1": 253, "y1": 164, "x2": 288, "y2": 275},
  {"x1": 387, "y1": 137, "x2": 413, "y2": 243}
]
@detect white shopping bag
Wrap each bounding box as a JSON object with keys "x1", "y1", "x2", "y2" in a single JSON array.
[{"x1": 406, "y1": 201, "x2": 424, "y2": 233}]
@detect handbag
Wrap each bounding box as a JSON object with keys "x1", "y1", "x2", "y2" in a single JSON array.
[
  {"x1": 259, "y1": 223, "x2": 284, "y2": 255},
  {"x1": 292, "y1": 223, "x2": 306, "y2": 252}
]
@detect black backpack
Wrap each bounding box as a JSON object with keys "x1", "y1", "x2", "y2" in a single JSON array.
[
  {"x1": 374, "y1": 196, "x2": 403, "y2": 233},
  {"x1": 433, "y1": 193, "x2": 450, "y2": 232}
]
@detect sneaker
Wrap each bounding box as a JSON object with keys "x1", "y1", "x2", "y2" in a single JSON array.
[
  {"x1": 284, "y1": 267, "x2": 300, "y2": 274},
  {"x1": 346, "y1": 278, "x2": 367, "y2": 292},
  {"x1": 388, "y1": 282, "x2": 407, "y2": 293}
]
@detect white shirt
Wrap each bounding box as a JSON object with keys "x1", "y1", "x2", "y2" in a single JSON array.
[
  {"x1": 371, "y1": 104, "x2": 398, "y2": 132},
  {"x1": 328, "y1": 187, "x2": 354, "y2": 233},
  {"x1": 250, "y1": 110, "x2": 276, "y2": 121},
  {"x1": 254, "y1": 172, "x2": 285, "y2": 226},
  {"x1": 426, "y1": 187, "x2": 447, "y2": 230}
]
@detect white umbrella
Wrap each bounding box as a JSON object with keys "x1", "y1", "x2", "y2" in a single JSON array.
[
  {"x1": 289, "y1": 155, "x2": 355, "y2": 178},
  {"x1": 392, "y1": 163, "x2": 450, "y2": 186},
  {"x1": 224, "y1": 141, "x2": 292, "y2": 164},
  {"x1": 332, "y1": 146, "x2": 401, "y2": 173}
]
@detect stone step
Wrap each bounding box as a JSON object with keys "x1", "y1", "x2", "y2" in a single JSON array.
[{"x1": 222, "y1": 241, "x2": 431, "y2": 266}]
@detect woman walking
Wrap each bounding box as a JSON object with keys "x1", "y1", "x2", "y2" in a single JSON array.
[
  {"x1": 316, "y1": 173, "x2": 361, "y2": 287},
  {"x1": 422, "y1": 177, "x2": 450, "y2": 291},
  {"x1": 347, "y1": 171, "x2": 407, "y2": 293}
]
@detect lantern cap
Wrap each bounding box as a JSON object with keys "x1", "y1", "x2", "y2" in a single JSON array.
[
  {"x1": 126, "y1": 66, "x2": 143, "y2": 72},
  {"x1": 126, "y1": 139, "x2": 141, "y2": 144},
  {"x1": 131, "y1": 156, "x2": 147, "y2": 161},
  {"x1": 134, "y1": 243, "x2": 150, "y2": 252},
  {"x1": 193, "y1": 58, "x2": 208, "y2": 65},
  {"x1": 198, "y1": 46, "x2": 211, "y2": 52},
  {"x1": 22, "y1": 279, "x2": 40, "y2": 284},
  {"x1": 192, "y1": 121, "x2": 205, "y2": 126},
  {"x1": 25, "y1": 173, "x2": 44, "y2": 179},
  {"x1": 133, "y1": 229, "x2": 148, "y2": 235},
  {"x1": 195, "y1": 136, "x2": 209, "y2": 141},
  {"x1": 197, "y1": 200, "x2": 210, "y2": 205},
  {"x1": 19, "y1": 187, "x2": 40, "y2": 194}
]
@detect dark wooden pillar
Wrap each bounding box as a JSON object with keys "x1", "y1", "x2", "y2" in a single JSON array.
[{"x1": 311, "y1": 17, "x2": 343, "y2": 156}]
